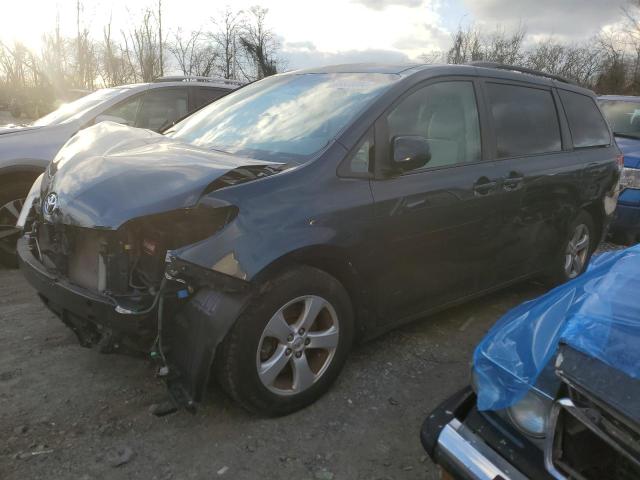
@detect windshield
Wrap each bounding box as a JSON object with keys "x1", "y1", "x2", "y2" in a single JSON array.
[
  {"x1": 599, "y1": 99, "x2": 640, "y2": 138},
  {"x1": 32, "y1": 88, "x2": 128, "y2": 127},
  {"x1": 166, "y1": 73, "x2": 398, "y2": 163}
]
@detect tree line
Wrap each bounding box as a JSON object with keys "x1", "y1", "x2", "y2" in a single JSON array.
[
  {"x1": 5, "y1": 1, "x2": 640, "y2": 119},
  {"x1": 422, "y1": 1, "x2": 640, "y2": 95},
  {"x1": 0, "y1": 2, "x2": 281, "y2": 118}
]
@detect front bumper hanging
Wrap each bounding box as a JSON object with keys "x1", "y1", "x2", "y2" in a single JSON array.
[
  {"x1": 18, "y1": 235, "x2": 251, "y2": 410},
  {"x1": 17, "y1": 236, "x2": 155, "y2": 345}
]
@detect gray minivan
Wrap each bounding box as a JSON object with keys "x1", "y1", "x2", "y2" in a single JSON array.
[{"x1": 17, "y1": 62, "x2": 622, "y2": 415}]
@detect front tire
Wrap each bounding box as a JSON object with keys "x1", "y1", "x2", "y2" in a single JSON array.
[
  {"x1": 215, "y1": 265, "x2": 354, "y2": 416},
  {"x1": 0, "y1": 180, "x2": 33, "y2": 268}
]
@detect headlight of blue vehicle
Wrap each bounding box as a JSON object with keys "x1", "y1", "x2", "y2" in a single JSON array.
[
  {"x1": 507, "y1": 390, "x2": 552, "y2": 438},
  {"x1": 620, "y1": 166, "x2": 640, "y2": 190},
  {"x1": 471, "y1": 366, "x2": 553, "y2": 438}
]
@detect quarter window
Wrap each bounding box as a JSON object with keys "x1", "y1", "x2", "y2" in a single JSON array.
[
  {"x1": 350, "y1": 134, "x2": 372, "y2": 174},
  {"x1": 387, "y1": 81, "x2": 481, "y2": 169},
  {"x1": 559, "y1": 90, "x2": 610, "y2": 148},
  {"x1": 486, "y1": 83, "x2": 561, "y2": 158}
]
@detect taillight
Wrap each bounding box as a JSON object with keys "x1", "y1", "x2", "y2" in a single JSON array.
[{"x1": 617, "y1": 154, "x2": 625, "y2": 168}]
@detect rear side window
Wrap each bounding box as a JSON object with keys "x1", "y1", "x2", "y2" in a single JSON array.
[
  {"x1": 193, "y1": 87, "x2": 227, "y2": 109},
  {"x1": 486, "y1": 83, "x2": 561, "y2": 158},
  {"x1": 559, "y1": 90, "x2": 610, "y2": 148}
]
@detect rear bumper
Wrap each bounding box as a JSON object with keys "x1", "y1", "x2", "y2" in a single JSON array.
[
  {"x1": 17, "y1": 236, "x2": 154, "y2": 346},
  {"x1": 422, "y1": 387, "x2": 550, "y2": 480}
]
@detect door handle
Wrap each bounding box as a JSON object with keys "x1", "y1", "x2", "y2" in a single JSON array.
[
  {"x1": 473, "y1": 177, "x2": 498, "y2": 196},
  {"x1": 503, "y1": 172, "x2": 524, "y2": 192}
]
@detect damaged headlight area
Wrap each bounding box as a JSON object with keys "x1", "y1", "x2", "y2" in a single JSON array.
[{"x1": 25, "y1": 204, "x2": 237, "y2": 313}]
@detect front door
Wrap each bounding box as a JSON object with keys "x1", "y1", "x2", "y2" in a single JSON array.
[{"x1": 369, "y1": 79, "x2": 505, "y2": 324}]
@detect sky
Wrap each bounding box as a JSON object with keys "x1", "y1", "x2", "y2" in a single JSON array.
[{"x1": 0, "y1": 0, "x2": 631, "y2": 71}]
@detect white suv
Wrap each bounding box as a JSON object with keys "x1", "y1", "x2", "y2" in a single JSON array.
[{"x1": 0, "y1": 76, "x2": 242, "y2": 266}]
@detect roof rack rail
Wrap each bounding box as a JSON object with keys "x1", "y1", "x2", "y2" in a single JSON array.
[
  {"x1": 467, "y1": 62, "x2": 577, "y2": 85},
  {"x1": 153, "y1": 75, "x2": 245, "y2": 87}
]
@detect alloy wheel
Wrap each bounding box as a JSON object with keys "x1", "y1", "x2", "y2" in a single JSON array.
[
  {"x1": 256, "y1": 295, "x2": 340, "y2": 396},
  {"x1": 564, "y1": 223, "x2": 590, "y2": 279},
  {"x1": 0, "y1": 197, "x2": 24, "y2": 256}
]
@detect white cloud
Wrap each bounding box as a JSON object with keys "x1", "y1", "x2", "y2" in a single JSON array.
[
  {"x1": 351, "y1": 0, "x2": 424, "y2": 10},
  {"x1": 282, "y1": 44, "x2": 412, "y2": 71},
  {"x1": 0, "y1": 0, "x2": 449, "y2": 69},
  {"x1": 461, "y1": 0, "x2": 628, "y2": 41}
]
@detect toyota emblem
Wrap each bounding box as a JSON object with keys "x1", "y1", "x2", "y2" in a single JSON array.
[{"x1": 43, "y1": 192, "x2": 59, "y2": 216}]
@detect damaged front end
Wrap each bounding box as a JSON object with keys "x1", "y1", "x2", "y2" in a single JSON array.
[{"x1": 17, "y1": 122, "x2": 285, "y2": 409}]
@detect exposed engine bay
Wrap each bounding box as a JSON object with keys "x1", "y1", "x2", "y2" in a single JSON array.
[{"x1": 31, "y1": 206, "x2": 235, "y2": 310}]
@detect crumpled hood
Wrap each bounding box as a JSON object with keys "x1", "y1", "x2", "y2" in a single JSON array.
[
  {"x1": 41, "y1": 121, "x2": 278, "y2": 229},
  {"x1": 473, "y1": 244, "x2": 640, "y2": 411},
  {"x1": 615, "y1": 135, "x2": 640, "y2": 168}
]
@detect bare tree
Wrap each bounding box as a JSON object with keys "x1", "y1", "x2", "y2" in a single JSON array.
[
  {"x1": 211, "y1": 8, "x2": 243, "y2": 80},
  {"x1": 158, "y1": 0, "x2": 164, "y2": 76},
  {"x1": 99, "y1": 17, "x2": 135, "y2": 86},
  {"x1": 484, "y1": 26, "x2": 526, "y2": 64},
  {"x1": 239, "y1": 6, "x2": 280, "y2": 80},
  {"x1": 447, "y1": 25, "x2": 483, "y2": 64},
  {"x1": 124, "y1": 9, "x2": 163, "y2": 82},
  {"x1": 39, "y1": 13, "x2": 70, "y2": 93},
  {"x1": 167, "y1": 29, "x2": 218, "y2": 77},
  {"x1": 446, "y1": 24, "x2": 526, "y2": 65}
]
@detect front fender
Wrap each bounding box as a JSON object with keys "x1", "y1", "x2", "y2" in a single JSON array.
[
  {"x1": 174, "y1": 214, "x2": 347, "y2": 282},
  {"x1": 166, "y1": 287, "x2": 250, "y2": 404}
]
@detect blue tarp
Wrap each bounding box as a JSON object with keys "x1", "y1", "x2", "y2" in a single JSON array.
[{"x1": 474, "y1": 244, "x2": 640, "y2": 411}]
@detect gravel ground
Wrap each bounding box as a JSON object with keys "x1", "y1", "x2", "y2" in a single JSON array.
[{"x1": 0, "y1": 262, "x2": 550, "y2": 480}]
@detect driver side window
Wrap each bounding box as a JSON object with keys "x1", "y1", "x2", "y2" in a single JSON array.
[
  {"x1": 100, "y1": 95, "x2": 142, "y2": 126},
  {"x1": 387, "y1": 81, "x2": 481, "y2": 169},
  {"x1": 136, "y1": 88, "x2": 189, "y2": 132}
]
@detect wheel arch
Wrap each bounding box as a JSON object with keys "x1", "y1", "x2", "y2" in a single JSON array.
[
  {"x1": 0, "y1": 165, "x2": 45, "y2": 188},
  {"x1": 252, "y1": 245, "x2": 376, "y2": 341},
  {"x1": 582, "y1": 200, "x2": 606, "y2": 247}
]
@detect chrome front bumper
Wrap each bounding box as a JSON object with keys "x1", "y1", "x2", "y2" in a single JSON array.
[{"x1": 435, "y1": 418, "x2": 528, "y2": 480}]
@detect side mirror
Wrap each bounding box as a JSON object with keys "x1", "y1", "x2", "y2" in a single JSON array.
[
  {"x1": 94, "y1": 114, "x2": 130, "y2": 126},
  {"x1": 391, "y1": 135, "x2": 431, "y2": 173}
]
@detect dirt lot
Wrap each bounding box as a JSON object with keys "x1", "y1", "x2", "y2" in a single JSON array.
[{"x1": 0, "y1": 262, "x2": 551, "y2": 480}]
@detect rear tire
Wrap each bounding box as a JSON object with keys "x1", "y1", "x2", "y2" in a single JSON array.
[
  {"x1": 0, "y1": 180, "x2": 33, "y2": 268},
  {"x1": 545, "y1": 210, "x2": 596, "y2": 287},
  {"x1": 215, "y1": 265, "x2": 354, "y2": 416}
]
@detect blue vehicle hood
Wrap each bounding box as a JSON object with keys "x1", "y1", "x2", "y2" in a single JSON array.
[
  {"x1": 614, "y1": 135, "x2": 640, "y2": 168},
  {"x1": 474, "y1": 245, "x2": 640, "y2": 411}
]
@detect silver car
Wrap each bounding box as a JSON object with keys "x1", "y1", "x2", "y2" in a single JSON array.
[{"x1": 0, "y1": 76, "x2": 241, "y2": 266}]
